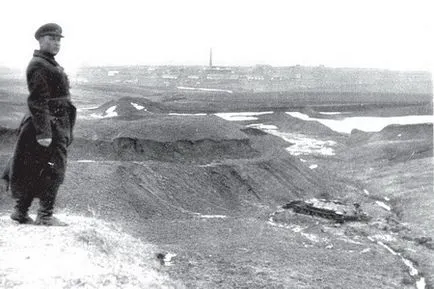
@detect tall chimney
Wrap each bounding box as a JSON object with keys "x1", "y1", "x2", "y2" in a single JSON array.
[{"x1": 209, "y1": 48, "x2": 213, "y2": 68}]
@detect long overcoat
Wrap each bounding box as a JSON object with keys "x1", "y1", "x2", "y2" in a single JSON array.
[{"x1": 8, "y1": 50, "x2": 76, "y2": 199}]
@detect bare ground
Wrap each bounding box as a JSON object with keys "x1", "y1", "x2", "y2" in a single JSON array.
[{"x1": 0, "y1": 81, "x2": 432, "y2": 288}]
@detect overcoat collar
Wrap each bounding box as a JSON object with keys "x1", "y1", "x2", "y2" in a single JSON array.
[{"x1": 33, "y1": 50, "x2": 59, "y2": 67}]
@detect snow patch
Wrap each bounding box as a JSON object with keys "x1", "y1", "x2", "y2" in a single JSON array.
[
  {"x1": 377, "y1": 241, "x2": 398, "y2": 255},
  {"x1": 375, "y1": 241, "x2": 426, "y2": 289},
  {"x1": 246, "y1": 123, "x2": 278, "y2": 130},
  {"x1": 105, "y1": 106, "x2": 117, "y2": 116},
  {"x1": 215, "y1": 112, "x2": 273, "y2": 121},
  {"x1": 360, "y1": 248, "x2": 371, "y2": 254},
  {"x1": 309, "y1": 164, "x2": 318, "y2": 170},
  {"x1": 301, "y1": 232, "x2": 320, "y2": 243},
  {"x1": 246, "y1": 123, "x2": 336, "y2": 156},
  {"x1": 336, "y1": 237, "x2": 363, "y2": 245},
  {"x1": 286, "y1": 112, "x2": 433, "y2": 134},
  {"x1": 371, "y1": 234, "x2": 396, "y2": 243},
  {"x1": 198, "y1": 162, "x2": 221, "y2": 168},
  {"x1": 169, "y1": 113, "x2": 207, "y2": 116},
  {"x1": 130, "y1": 102, "x2": 146, "y2": 111},
  {"x1": 177, "y1": 86, "x2": 233, "y2": 94},
  {"x1": 318, "y1": 112, "x2": 343, "y2": 115},
  {"x1": 268, "y1": 217, "x2": 327, "y2": 243},
  {"x1": 417, "y1": 277, "x2": 427, "y2": 289},
  {"x1": 199, "y1": 214, "x2": 227, "y2": 219},
  {"x1": 90, "y1": 105, "x2": 118, "y2": 119},
  {"x1": 290, "y1": 225, "x2": 305, "y2": 233},
  {"x1": 77, "y1": 106, "x2": 100, "y2": 112},
  {"x1": 267, "y1": 211, "x2": 310, "y2": 234},
  {"x1": 375, "y1": 201, "x2": 391, "y2": 211},
  {"x1": 163, "y1": 253, "x2": 177, "y2": 266},
  {"x1": 367, "y1": 236, "x2": 426, "y2": 288},
  {"x1": 284, "y1": 134, "x2": 336, "y2": 156},
  {"x1": 267, "y1": 219, "x2": 307, "y2": 233}
]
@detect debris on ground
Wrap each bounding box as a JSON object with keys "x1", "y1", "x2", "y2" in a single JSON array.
[{"x1": 283, "y1": 198, "x2": 371, "y2": 223}]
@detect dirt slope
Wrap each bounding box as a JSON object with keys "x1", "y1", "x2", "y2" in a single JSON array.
[
  {"x1": 0, "y1": 214, "x2": 184, "y2": 289},
  {"x1": 0, "y1": 92, "x2": 432, "y2": 288}
]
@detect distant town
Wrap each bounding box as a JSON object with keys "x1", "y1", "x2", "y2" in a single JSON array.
[
  {"x1": 74, "y1": 64, "x2": 432, "y2": 95},
  {"x1": 1, "y1": 63, "x2": 432, "y2": 95}
]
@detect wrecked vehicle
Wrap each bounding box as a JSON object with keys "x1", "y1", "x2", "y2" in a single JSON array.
[{"x1": 283, "y1": 198, "x2": 370, "y2": 223}]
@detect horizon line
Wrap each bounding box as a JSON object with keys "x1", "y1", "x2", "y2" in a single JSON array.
[{"x1": 0, "y1": 63, "x2": 432, "y2": 74}]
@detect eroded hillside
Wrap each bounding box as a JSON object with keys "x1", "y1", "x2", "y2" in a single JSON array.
[{"x1": 0, "y1": 91, "x2": 432, "y2": 288}]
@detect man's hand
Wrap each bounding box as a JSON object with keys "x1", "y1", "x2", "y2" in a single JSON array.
[{"x1": 37, "y1": 138, "x2": 52, "y2": 147}]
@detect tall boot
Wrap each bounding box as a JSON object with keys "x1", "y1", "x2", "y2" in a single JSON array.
[
  {"x1": 0, "y1": 158, "x2": 12, "y2": 193},
  {"x1": 35, "y1": 190, "x2": 67, "y2": 226},
  {"x1": 1, "y1": 158, "x2": 11, "y2": 193},
  {"x1": 10, "y1": 195, "x2": 34, "y2": 224}
]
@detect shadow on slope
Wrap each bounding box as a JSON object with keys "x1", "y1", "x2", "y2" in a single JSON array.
[
  {"x1": 54, "y1": 157, "x2": 359, "y2": 225},
  {"x1": 346, "y1": 123, "x2": 433, "y2": 163}
]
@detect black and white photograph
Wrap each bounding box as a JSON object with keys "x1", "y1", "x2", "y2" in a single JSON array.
[{"x1": 0, "y1": 0, "x2": 433, "y2": 288}]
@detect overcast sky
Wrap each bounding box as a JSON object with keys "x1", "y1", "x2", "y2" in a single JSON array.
[{"x1": 1, "y1": 0, "x2": 433, "y2": 73}]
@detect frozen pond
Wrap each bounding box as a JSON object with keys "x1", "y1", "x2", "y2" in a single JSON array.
[
  {"x1": 216, "y1": 110, "x2": 432, "y2": 156},
  {"x1": 215, "y1": 112, "x2": 337, "y2": 156},
  {"x1": 215, "y1": 111, "x2": 432, "y2": 134},
  {"x1": 287, "y1": 112, "x2": 433, "y2": 134}
]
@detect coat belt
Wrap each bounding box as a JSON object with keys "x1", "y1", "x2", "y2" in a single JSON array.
[{"x1": 47, "y1": 96, "x2": 71, "y2": 102}]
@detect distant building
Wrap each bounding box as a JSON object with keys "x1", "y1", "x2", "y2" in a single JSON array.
[
  {"x1": 162, "y1": 74, "x2": 178, "y2": 79},
  {"x1": 108, "y1": 71, "x2": 119, "y2": 76}
]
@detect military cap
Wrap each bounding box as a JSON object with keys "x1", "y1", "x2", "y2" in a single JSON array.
[{"x1": 34, "y1": 23, "x2": 64, "y2": 40}]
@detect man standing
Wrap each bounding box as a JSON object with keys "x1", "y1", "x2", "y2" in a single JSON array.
[{"x1": 1, "y1": 23, "x2": 76, "y2": 226}]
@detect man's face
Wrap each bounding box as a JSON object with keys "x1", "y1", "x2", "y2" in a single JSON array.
[{"x1": 39, "y1": 35, "x2": 61, "y2": 55}]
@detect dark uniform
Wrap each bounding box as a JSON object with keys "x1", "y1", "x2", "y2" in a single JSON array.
[{"x1": 1, "y1": 24, "x2": 76, "y2": 225}]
